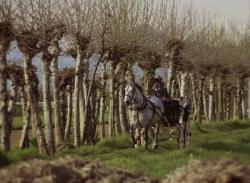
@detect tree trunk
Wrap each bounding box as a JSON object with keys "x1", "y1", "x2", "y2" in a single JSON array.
[
  {"x1": 99, "y1": 63, "x2": 107, "y2": 139},
  {"x1": 167, "y1": 61, "x2": 174, "y2": 95},
  {"x1": 190, "y1": 73, "x2": 198, "y2": 121},
  {"x1": 89, "y1": 91, "x2": 97, "y2": 144},
  {"x1": 19, "y1": 86, "x2": 31, "y2": 149},
  {"x1": 197, "y1": 78, "x2": 204, "y2": 124},
  {"x1": 248, "y1": 79, "x2": 250, "y2": 119},
  {"x1": 203, "y1": 83, "x2": 208, "y2": 121},
  {"x1": 60, "y1": 91, "x2": 67, "y2": 134},
  {"x1": 115, "y1": 84, "x2": 122, "y2": 135},
  {"x1": 73, "y1": 47, "x2": 83, "y2": 147},
  {"x1": 233, "y1": 92, "x2": 237, "y2": 119},
  {"x1": 41, "y1": 55, "x2": 55, "y2": 155},
  {"x1": 23, "y1": 54, "x2": 48, "y2": 155},
  {"x1": 0, "y1": 49, "x2": 10, "y2": 151},
  {"x1": 236, "y1": 78, "x2": 243, "y2": 120},
  {"x1": 119, "y1": 65, "x2": 129, "y2": 133},
  {"x1": 5, "y1": 84, "x2": 18, "y2": 150},
  {"x1": 225, "y1": 88, "x2": 231, "y2": 120},
  {"x1": 64, "y1": 86, "x2": 73, "y2": 141},
  {"x1": 143, "y1": 70, "x2": 154, "y2": 96},
  {"x1": 217, "y1": 77, "x2": 224, "y2": 121},
  {"x1": 95, "y1": 89, "x2": 100, "y2": 125},
  {"x1": 79, "y1": 81, "x2": 85, "y2": 142},
  {"x1": 51, "y1": 57, "x2": 63, "y2": 146},
  {"x1": 208, "y1": 77, "x2": 215, "y2": 121},
  {"x1": 109, "y1": 62, "x2": 115, "y2": 137},
  {"x1": 179, "y1": 71, "x2": 187, "y2": 98},
  {"x1": 80, "y1": 62, "x2": 89, "y2": 143}
]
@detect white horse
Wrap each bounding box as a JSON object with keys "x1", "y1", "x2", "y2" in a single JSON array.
[
  {"x1": 124, "y1": 82, "x2": 167, "y2": 149},
  {"x1": 124, "y1": 82, "x2": 191, "y2": 149}
]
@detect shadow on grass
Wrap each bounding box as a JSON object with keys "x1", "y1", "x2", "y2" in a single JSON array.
[
  {"x1": 194, "y1": 123, "x2": 210, "y2": 134},
  {"x1": 215, "y1": 121, "x2": 250, "y2": 132},
  {"x1": 0, "y1": 151, "x2": 10, "y2": 168},
  {"x1": 201, "y1": 141, "x2": 250, "y2": 155}
]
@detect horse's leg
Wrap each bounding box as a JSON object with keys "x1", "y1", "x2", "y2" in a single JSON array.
[
  {"x1": 140, "y1": 128, "x2": 145, "y2": 147},
  {"x1": 183, "y1": 120, "x2": 187, "y2": 148},
  {"x1": 145, "y1": 127, "x2": 149, "y2": 149},
  {"x1": 130, "y1": 126, "x2": 136, "y2": 148},
  {"x1": 134, "y1": 127, "x2": 141, "y2": 148},
  {"x1": 152, "y1": 124, "x2": 159, "y2": 149},
  {"x1": 177, "y1": 124, "x2": 184, "y2": 149},
  {"x1": 140, "y1": 127, "x2": 149, "y2": 149}
]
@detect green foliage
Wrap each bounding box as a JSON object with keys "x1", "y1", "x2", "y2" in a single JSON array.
[{"x1": 1, "y1": 120, "x2": 250, "y2": 178}]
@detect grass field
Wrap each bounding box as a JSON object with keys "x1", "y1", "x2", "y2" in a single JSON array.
[
  {"x1": 10, "y1": 104, "x2": 109, "y2": 130},
  {"x1": 1, "y1": 119, "x2": 250, "y2": 178}
]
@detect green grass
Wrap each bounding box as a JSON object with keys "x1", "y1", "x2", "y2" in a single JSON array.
[
  {"x1": 11, "y1": 104, "x2": 110, "y2": 130},
  {"x1": 1, "y1": 120, "x2": 250, "y2": 178}
]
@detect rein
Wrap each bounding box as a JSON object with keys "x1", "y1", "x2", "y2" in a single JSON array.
[
  {"x1": 126, "y1": 83, "x2": 148, "y2": 111},
  {"x1": 126, "y1": 82, "x2": 169, "y2": 126}
]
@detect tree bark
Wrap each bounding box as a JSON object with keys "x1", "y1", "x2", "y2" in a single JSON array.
[
  {"x1": 236, "y1": 78, "x2": 243, "y2": 120},
  {"x1": 0, "y1": 49, "x2": 10, "y2": 151},
  {"x1": 99, "y1": 63, "x2": 107, "y2": 139},
  {"x1": 64, "y1": 86, "x2": 73, "y2": 141},
  {"x1": 5, "y1": 84, "x2": 18, "y2": 150},
  {"x1": 203, "y1": 83, "x2": 208, "y2": 121},
  {"x1": 23, "y1": 54, "x2": 49, "y2": 155},
  {"x1": 51, "y1": 57, "x2": 63, "y2": 145},
  {"x1": 114, "y1": 84, "x2": 122, "y2": 135},
  {"x1": 143, "y1": 70, "x2": 154, "y2": 96},
  {"x1": 109, "y1": 62, "x2": 115, "y2": 137},
  {"x1": 208, "y1": 77, "x2": 215, "y2": 121},
  {"x1": 167, "y1": 61, "x2": 174, "y2": 95},
  {"x1": 197, "y1": 78, "x2": 204, "y2": 124},
  {"x1": 119, "y1": 65, "x2": 129, "y2": 133},
  {"x1": 190, "y1": 73, "x2": 198, "y2": 121},
  {"x1": 248, "y1": 79, "x2": 250, "y2": 119},
  {"x1": 60, "y1": 91, "x2": 67, "y2": 135},
  {"x1": 79, "y1": 80, "x2": 85, "y2": 142},
  {"x1": 225, "y1": 87, "x2": 231, "y2": 120},
  {"x1": 180, "y1": 71, "x2": 187, "y2": 98},
  {"x1": 80, "y1": 62, "x2": 89, "y2": 143},
  {"x1": 217, "y1": 77, "x2": 224, "y2": 121},
  {"x1": 233, "y1": 92, "x2": 237, "y2": 120},
  {"x1": 41, "y1": 54, "x2": 55, "y2": 155},
  {"x1": 73, "y1": 47, "x2": 83, "y2": 147},
  {"x1": 19, "y1": 86, "x2": 31, "y2": 149}
]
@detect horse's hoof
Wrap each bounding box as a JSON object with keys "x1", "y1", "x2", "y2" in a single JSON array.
[{"x1": 134, "y1": 144, "x2": 139, "y2": 148}]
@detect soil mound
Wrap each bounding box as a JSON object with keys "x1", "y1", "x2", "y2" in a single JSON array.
[
  {"x1": 0, "y1": 156, "x2": 158, "y2": 183},
  {"x1": 163, "y1": 158, "x2": 250, "y2": 183}
]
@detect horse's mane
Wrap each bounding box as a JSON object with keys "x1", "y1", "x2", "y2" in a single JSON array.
[{"x1": 133, "y1": 82, "x2": 144, "y2": 93}]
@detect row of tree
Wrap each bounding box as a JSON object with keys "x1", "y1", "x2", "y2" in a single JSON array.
[{"x1": 0, "y1": 0, "x2": 249, "y2": 155}]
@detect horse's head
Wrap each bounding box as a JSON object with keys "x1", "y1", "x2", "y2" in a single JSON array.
[{"x1": 124, "y1": 82, "x2": 138, "y2": 106}]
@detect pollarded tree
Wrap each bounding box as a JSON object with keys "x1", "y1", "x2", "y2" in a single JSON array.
[
  {"x1": 58, "y1": 68, "x2": 75, "y2": 141},
  {"x1": 60, "y1": 0, "x2": 97, "y2": 147},
  {"x1": 14, "y1": 0, "x2": 50, "y2": 155},
  {"x1": 5, "y1": 63, "x2": 25, "y2": 148},
  {"x1": 32, "y1": 0, "x2": 65, "y2": 154},
  {"x1": 96, "y1": 0, "x2": 159, "y2": 136},
  {"x1": 138, "y1": 51, "x2": 162, "y2": 95},
  {"x1": 0, "y1": 0, "x2": 15, "y2": 151},
  {"x1": 157, "y1": 0, "x2": 194, "y2": 97}
]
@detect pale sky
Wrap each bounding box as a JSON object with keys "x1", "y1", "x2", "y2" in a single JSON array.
[{"x1": 192, "y1": 0, "x2": 249, "y2": 25}]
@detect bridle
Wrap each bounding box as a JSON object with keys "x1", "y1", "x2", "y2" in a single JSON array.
[{"x1": 125, "y1": 83, "x2": 147, "y2": 111}]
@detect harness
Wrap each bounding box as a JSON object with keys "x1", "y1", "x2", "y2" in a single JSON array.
[{"x1": 126, "y1": 83, "x2": 168, "y2": 126}]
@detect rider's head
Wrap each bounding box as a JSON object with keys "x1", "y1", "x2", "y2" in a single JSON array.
[{"x1": 152, "y1": 75, "x2": 163, "y2": 91}]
